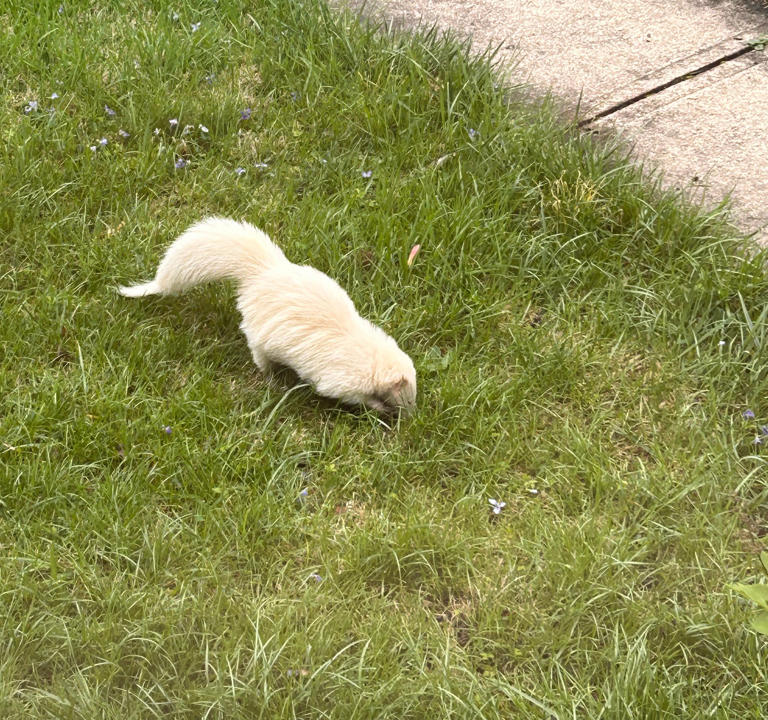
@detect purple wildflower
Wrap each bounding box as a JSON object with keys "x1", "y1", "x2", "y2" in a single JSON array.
[
  {"x1": 58, "y1": 5, "x2": 64, "y2": 15},
  {"x1": 118, "y1": 128, "x2": 130, "y2": 138},
  {"x1": 199, "y1": 124, "x2": 209, "y2": 133},
  {"x1": 191, "y1": 22, "x2": 201, "y2": 32},
  {"x1": 761, "y1": 425, "x2": 768, "y2": 436},
  {"x1": 254, "y1": 162, "x2": 268, "y2": 169},
  {"x1": 240, "y1": 108, "x2": 252, "y2": 120},
  {"x1": 468, "y1": 128, "x2": 478, "y2": 140},
  {"x1": 290, "y1": 91, "x2": 300, "y2": 102},
  {"x1": 163, "y1": 425, "x2": 172, "y2": 435},
  {"x1": 105, "y1": 105, "x2": 116, "y2": 117},
  {"x1": 99, "y1": 137, "x2": 108, "y2": 146},
  {"x1": 169, "y1": 118, "x2": 178, "y2": 128},
  {"x1": 743, "y1": 409, "x2": 756, "y2": 420},
  {"x1": 174, "y1": 158, "x2": 187, "y2": 169},
  {"x1": 49, "y1": 92, "x2": 59, "y2": 100},
  {"x1": 361, "y1": 170, "x2": 372, "y2": 178},
  {"x1": 24, "y1": 100, "x2": 38, "y2": 113},
  {"x1": 235, "y1": 167, "x2": 246, "y2": 177},
  {"x1": 172, "y1": 11, "x2": 179, "y2": 21},
  {"x1": 309, "y1": 573, "x2": 322, "y2": 583},
  {"x1": 489, "y1": 498, "x2": 506, "y2": 515}
]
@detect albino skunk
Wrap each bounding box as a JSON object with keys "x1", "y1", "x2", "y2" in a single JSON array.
[{"x1": 119, "y1": 217, "x2": 417, "y2": 413}]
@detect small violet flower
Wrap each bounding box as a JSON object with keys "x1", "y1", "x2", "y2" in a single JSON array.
[
  {"x1": 468, "y1": 127, "x2": 478, "y2": 140},
  {"x1": 118, "y1": 128, "x2": 130, "y2": 138},
  {"x1": 254, "y1": 162, "x2": 269, "y2": 169},
  {"x1": 240, "y1": 108, "x2": 252, "y2": 120},
  {"x1": 309, "y1": 573, "x2": 322, "y2": 583},
  {"x1": 169, "y1": 118, "x2": 178, "y2": 128},
  {"x1": 191, "y1": 22, "x2": 201, "y2": 32},
  {"x1": 290, "y1": 91, "x2": 300, "y2": 102},
  {"x1": 172, "y1": 11, "x2": 179, "y2": 21},
  {"x1": 175, "y1": 158, "x2": 187, "y2": 169},
  {"x1": 49, "y1": 92, "x2": 59, "y2": 100},
  {"x1": 163, "y1": 425, "x2": 172, "y2": 435},
  {"x1": 743, "y1": 409, "x2": 756, "y2": 420},
  {"x1": 754, "y1": 436, "x2": 763, "y2": 445},
  {"x1": 199, "y1": 124, "x2": 209, "y2": 133},
  {"x1": 489, "y1": 498, "x2": 506, "y2": 515},
  {"x1": 528, "y1": 488, "x2": 540, "y2": 496},
  {"x1": 24, "y1": 100, "x2": 38, "y2": 113},
  {"x1": 718, "y1": 340, "x2": 726, "y2": 346},
  {"x1": 235, "y1": 167, "x2": 246, "y2": 177},
  {"x1": 58, "y1": 4, "x2": 64, "y2": 14},
  {"x1": 153, "y1": 127, "x2": 161, "y2": 135},
  {"x1": 99, "y1": 137, "x2": 108, "y2": 146},
  {"x1": 361, "y1": 170, "x2": 372, "y2": 178},
  {"x1": 105, "y1": 105, "x2": 116, "y2": 116}
]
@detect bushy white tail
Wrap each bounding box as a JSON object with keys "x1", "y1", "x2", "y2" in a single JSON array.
[
  {"x1": 119, "y1": 280, "x2": 162, "y2": 297},
  {"x1": 118, "y1": 216, "x2": 287, "y2": 297}
]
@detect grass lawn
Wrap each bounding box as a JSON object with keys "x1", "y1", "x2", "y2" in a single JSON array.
[{"x1": 2, "y1": 0, "x2": 768, "y2": 717}]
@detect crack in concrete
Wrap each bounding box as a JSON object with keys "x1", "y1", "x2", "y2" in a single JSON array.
[{"x1": 578, "y1": 44, "x2": 756, "y2": 128}]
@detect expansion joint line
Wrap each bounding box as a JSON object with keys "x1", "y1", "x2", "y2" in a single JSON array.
[{"x1": 578, "y1": 44, "x2": 756, "y2": 128}]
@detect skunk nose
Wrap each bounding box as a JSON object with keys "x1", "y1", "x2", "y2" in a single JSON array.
[{"x1": 398, "y1": 382, "x2": 417, "y2": 411}]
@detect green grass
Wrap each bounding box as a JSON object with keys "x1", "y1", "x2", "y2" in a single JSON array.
[{"x1": 2, "y1": 0, "x2": 768, "y2": 717}]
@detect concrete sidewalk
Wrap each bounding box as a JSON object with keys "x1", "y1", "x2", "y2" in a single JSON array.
[{"x1": 341, "y1": 0, "x2": 768, "y2": 243}]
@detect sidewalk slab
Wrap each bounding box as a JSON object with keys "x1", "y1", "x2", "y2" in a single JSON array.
[
  {"x1": 595, "y1": 54, "x2": 768, "y2": 242},
  {"x1": 346, "y1": 0, "x2": 768, "y2": 113},
  {"x1": 585, "y1": 30, "x2": 768, "y2": 121},
  {"x1": 341, "y1": 0, "x2": 768, "y2": 241}
]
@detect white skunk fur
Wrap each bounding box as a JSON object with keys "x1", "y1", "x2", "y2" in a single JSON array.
[{"x1": 119, "y1": 217, "x2": 417, "y2": 413}]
